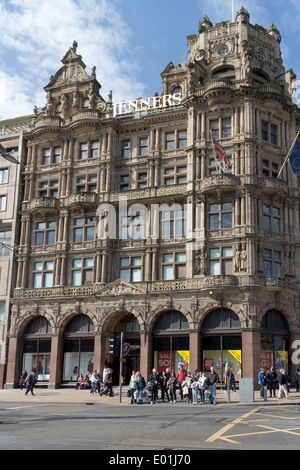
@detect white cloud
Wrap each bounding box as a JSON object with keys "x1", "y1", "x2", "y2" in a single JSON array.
[{"x1": 0, "y1": 0, "x2": 145, "y2": 119}]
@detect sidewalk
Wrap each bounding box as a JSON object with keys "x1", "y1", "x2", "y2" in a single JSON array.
[{"x1": 0, "y1": 387, "x2": 299, "y2": 406}]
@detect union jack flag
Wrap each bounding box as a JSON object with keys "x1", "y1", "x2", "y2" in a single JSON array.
[{"x1": 211, "y1": 135, "x2": 230, "y2": 173}]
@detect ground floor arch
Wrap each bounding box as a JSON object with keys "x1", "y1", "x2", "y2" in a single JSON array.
[{"x1": 4, "y1": 304, "x2": 298, "y2": 389}]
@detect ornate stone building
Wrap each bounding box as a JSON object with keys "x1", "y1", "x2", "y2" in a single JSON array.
[{"x1": 5, "y1": 9, "x2": 300, "y2": 388}]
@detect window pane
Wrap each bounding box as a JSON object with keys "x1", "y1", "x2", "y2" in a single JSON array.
[
  {"x1": 44, "y1": 272, "x2": 53, "y2": 288},
  {"x1": 35, "y1": 232, "x2": 45, "y2": 245},
  {"x1": 222, "y1": 213, "x2": 232, "y2": 228},
  {"x1": 120, "y1": 269, "x2": 129, "y2": 282},
  {"x1": 72, "y1": 271, "x2": 81, "y2": 286},
  {"x1": 47, "y1": 231, "x2": 55, "y2": 245},
  {"x1": 176, "y1": 253, "x2": 186, "y2": 262},
  {"x1": 210, "y1": 260, "x2": 220, "y2": 275},
  {"x1": 34, "y1": 273, "x2": 42, "y2": 288},
  {"x1": 210, "y1": 248, "x2": 220, "y2": 259},
  {"x1": 84, "y1": 258, "x2": 94, "y2": 267},
  {"x1": 74, "y1": 228, "x2": 83, "y2": 242},
  {"x1": 163, "y1": 265, "x2": 174, "y2": 280},
  {"x1": 132, "y1": 257, "x2": 142, "y2": 266},
  {"x1": 120, "y1": 258, "x2": 130, "y2": 267},
  {"x1": 132, "y1": 268, "x2": 141, "y2": 282},
  {"x1": 163, "y1": 254, "x2": 173, "y2": 263},
  {"x1": 222, "y1": 247, "x2": 233, "y2": 257},
  {"x1": 210, "y1": 214, "x2": 219, "y2": 230}
]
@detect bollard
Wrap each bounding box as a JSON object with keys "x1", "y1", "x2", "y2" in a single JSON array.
[{"x1": 264, "y1": 386, "x2": 268, "y2": 401}]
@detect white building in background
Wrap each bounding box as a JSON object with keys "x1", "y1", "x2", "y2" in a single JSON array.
[{"x1": 0, "y1": 116, "x2": 32, "y2": 387}]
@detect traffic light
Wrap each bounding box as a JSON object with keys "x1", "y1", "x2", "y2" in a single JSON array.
[{"x1": 123, "y1": 342, "x2": 130, "y2": 357}]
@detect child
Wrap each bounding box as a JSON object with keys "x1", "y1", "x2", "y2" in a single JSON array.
[{"x1": 191, "y1": 379, "x2": 199, "y2": 405}]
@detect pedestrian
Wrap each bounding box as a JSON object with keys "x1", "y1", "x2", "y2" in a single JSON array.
[
  {"x1": 96, "y1": 370, "x2": 102, "y2": 394},
  {"x1": 135, "y1": 371, "x2": 146, "y2": 404},
  {"x1": 167, "y1": 372, "x2": 177, "y2": 403},
  {"x1": 20, "y1": 370, "x2": 28, "y2": 390},
  {"x1": 228, "y1": 368, "x2": 237, "y2": 393},
  {"x1": 198, "y1": 372, "x2": 206, "y2": 405},
  {"x1": 90, "y1": 370, "x2": 99, "y2": 395},
  {"x1": 159, "y1": 370, "x2": 170, "y2": 402},
  {"x1": 278, "y1": 369, "x2": 291, "y2": 399},
  {"x1": 266, "y1": 366, "x2": 277, "y2": 398},
  {"x1": 182, "y1": 371, "x2": 193, "y2": 403},
  {"x1": 207, "y1": 366, "x2": 219, "y2": 405},
  {"x1": 258, "y1": 367, "x2": 267, "y2": 398},
  {"x1": 129, "y1": 370, "x2": 138, "y2": 404},
  {"x1": 295, "y1": 369, "x2": 300, "y2": 393},
  {"x1": 176, "y1": 364, "x2": 187, "y2": 400},
  {"x1": 25, "y1": 372, "x2": 36, "y2": 396},
  {"x1": 149, "y1": 368, "x2": 159, "y2": 404},
  {"x1": 100, "y1": 368, "x2": 113, "y2": 397},
  {"x1": 191, "y1": 379, "x2": 198, "y2": 405}
]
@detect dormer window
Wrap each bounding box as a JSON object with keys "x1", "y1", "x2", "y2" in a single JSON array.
[
  {"x1": 55, "y1": 104, "x2": 62, "y2": 117},
  {"x1": 83, "y1": 98, "x2": 89, "y2": 109}
]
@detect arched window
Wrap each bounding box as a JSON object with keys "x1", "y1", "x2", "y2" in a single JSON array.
[
  {"x1": 22, "y1": 316, "x2": 52, "y2": 382},
  {"x1": 201, "y1": 309, "x2": 242, "y2": 384},
  {"x1": 25, "y1": 316, "x2": 52, "y2": 335},
  {"x1": 202, "y1": 308, "x2": 241, "y2": 329},
  {"x1": 65, "y1": 314, "x2": 95, "y2": 334},
  {"x1": 116, "y1": 315, "x2": 139, "y2": 333},
  {"x1": 153, "y1": 310, "x2": 189, "y2": 331},
  {"x1": 63, "y1": 315, "x2": 95, "y2": 382},
  {"x1": 261, "y1": 310, "x2": 288, "y2": 331},
  {"x1": 153, "y1": 311, "x2": 189, "y2": 373},
  {"x1": 261, "y1": 310, "x2": 290, "y2": 376}
]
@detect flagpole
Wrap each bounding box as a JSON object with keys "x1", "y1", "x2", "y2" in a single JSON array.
[
  {"x1": 232, "y1": 0, "x2": 235, "y2": 22},
  {"x1": 277, "y1": 130, "x2": 300, "y2": 179}
]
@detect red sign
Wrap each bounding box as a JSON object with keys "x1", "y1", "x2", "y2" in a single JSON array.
[
  {"x1": 204, "y1": 358, "x2": 213, "y2": 371},
  {"x1": 157, "y1": 351, "x2": 175, "y2": 373}
]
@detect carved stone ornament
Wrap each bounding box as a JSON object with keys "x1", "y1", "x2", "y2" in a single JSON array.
[{"x1": 96, "y1": 279, "x2": 147, "y2": 297}]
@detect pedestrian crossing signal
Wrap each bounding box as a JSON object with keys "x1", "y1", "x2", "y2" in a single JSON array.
[{"x1": 123, "y1": 342, "x2": 130, "y2": 357}]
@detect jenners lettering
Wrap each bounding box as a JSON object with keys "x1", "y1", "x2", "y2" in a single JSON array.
[{"x1": 113, "y1": 93, "x2": 182, "y2": 117}]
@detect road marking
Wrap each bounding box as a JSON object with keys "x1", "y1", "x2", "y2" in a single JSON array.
[
  {"x1": 205, "y1": 407, "x2": 262, "y2": 444},
  {"x1": 5, "y1": 405, "x2": 48, "y2": 410}
]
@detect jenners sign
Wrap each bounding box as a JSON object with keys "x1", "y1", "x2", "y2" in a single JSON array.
[{"x1": 113, "y1": 92, "x2": 183, "y2": 117}]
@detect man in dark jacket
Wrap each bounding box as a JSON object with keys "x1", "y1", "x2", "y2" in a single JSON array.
[
  {"x1": 266, "y1": 366, "x2": 277, "y2": 398},
  {"x1": 25, "y1": 372, "x2": 36, "y2": 396},
  {"x1": 207, "y1": 367, "x2": 219, "y2": 405}
]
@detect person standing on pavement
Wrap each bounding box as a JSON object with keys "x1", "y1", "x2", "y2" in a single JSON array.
[
  {"x1": 25, "y1": 372, "x2": 36, "y2": 396},
  {"x1": 176, "y1": 364, "x2": 187, "y2": 400},
  {"x1": 149, "y1": 368, "x2": 159, "y2": 404},
  {"x1": 136, "y1": 371, "x2": 146, "y2": 404},
  {"x1": 207, "y1": 366, "x2": 219, "y2": 405},
  {"x1": 258, "y1": 367, "x2": 267, "y2": 399},
  {"x1": 159, "y1": 370, "x2": 169, "y2": 403},
  {"x1": 266, "y1": 366, "x2": 277, "y2": 398},
  {"x1": 278, "y1": 369, "x2": 291, "y2": 399},
  {"x1": 129, "y1": 370, "x2": 138, "y2": 404},
  {"x1": 198, "y1": 372, "x2": 206, "y2": 405},
  {"x1": 90, "y1": 370, "x2": 98, "y2": 395}
]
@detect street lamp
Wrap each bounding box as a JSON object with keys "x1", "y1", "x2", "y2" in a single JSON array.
[{"x1": 0, "y1": 143, "x2": 20, "y2": 165}]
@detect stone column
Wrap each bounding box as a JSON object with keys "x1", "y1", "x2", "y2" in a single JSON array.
[
  {"x1": 49, "y1": 334, "x2": 64, "y2": 389},
  {"x1": 242, "y1": 330, "x2": 261, "y2": 383},
  {"x1": 5, "y1": 336, "x2": 22, "y2": 388},
  {"x1": 189, "y1": 330, "x2": 200, "y2": 372},
  {"x1": 140, "y1": 331, "x2": 151, "y2": 381}
]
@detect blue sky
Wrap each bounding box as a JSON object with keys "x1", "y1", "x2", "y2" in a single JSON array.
[{"x1": 0, "y1": 0, "x2": 300, "y2": 120}]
